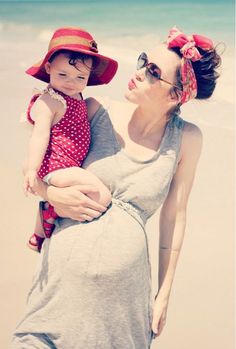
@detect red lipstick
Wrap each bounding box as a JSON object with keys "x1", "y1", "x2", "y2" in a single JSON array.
[{"x1": 128, "y1": 79, "x2": 136, "y2": 90}]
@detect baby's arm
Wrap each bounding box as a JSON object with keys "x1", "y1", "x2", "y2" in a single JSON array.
[
  {"x1": 23, "y1": 94, "x2": 56, "y2": 194},
  {"x1": 49, "y1": 167, "x2": 111, "y2": 208}
]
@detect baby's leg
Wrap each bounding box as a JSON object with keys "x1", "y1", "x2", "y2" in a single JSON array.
[
  {"x1": 47, "y1": 167, "x2": 111, "y2": 207},
  {"x1": 28, "y1": 208, "x2": 45, "y2": 253}
]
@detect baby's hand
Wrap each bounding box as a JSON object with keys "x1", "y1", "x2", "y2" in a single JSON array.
[{"x1": 23, "y1": 170, "x2": 38, "y2": 196}]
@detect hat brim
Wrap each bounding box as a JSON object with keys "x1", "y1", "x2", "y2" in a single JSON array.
[{"x1": 26, "y1": 45, "x2": 118, "y2": 86}]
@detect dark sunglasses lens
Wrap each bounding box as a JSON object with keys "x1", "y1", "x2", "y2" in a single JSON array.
[
  {"x1": 148, "y1": 64, "x2": 161, "y2": 79},
  {"x1": 137, "y1": 52, "x2": 147, "y2": 70},
  {"x1": 145, "y1": 64, "x2": 162, "y2": 83}
]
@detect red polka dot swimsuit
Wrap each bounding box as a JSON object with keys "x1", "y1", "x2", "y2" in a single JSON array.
[{"x1": 27, "y1": 87, "x2": 91, "y2": 180}]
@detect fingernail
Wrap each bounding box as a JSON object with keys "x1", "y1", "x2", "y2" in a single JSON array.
[{"x1": 151, "y1": 330, "x2": 158, "y2": 339}]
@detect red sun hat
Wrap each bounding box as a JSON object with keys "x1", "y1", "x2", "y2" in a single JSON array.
[{"x1": 26, "y1": 26, "x2": 118, "y2": 86}]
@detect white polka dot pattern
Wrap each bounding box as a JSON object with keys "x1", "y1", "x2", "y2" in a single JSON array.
[{"x1": 29, "y1": 91, "x2": 91, "y2": 179}]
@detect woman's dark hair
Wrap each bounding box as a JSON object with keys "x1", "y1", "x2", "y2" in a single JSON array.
[
  {"x1": 48, "y1": 49, "x2": 98, "y2": 70},
  {"x1": 171, "y1": 46, "x2": 222, "y2": 100}
]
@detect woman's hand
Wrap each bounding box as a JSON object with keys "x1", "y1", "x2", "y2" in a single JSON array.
[
  {"x1": 151, "y1": 295, "x2": 169, "y2": 338},
  {"x1": 47, "y1": 184, "x2": 108, "y2": 222}
]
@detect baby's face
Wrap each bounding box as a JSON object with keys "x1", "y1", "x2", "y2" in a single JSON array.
[{"x1": 45, "y1": 53, "x2": 93, "y2": 98}]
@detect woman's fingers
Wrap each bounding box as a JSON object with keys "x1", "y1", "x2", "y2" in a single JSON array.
[
  {"x1": 48, "y1": 185, "x2": 107, "y2": 213},
  {"x1": 55, "y1": 208, "x2": 86, "y2": 221},
  {"x1": 75, "y1": 185, "x2": 107, "y2": 212},
  {"x1": 158, "y1": 316, "x2": 166, "y2": 335},
  {"x1": 152, "y1": 314, "x2": 160, "y2": 336},
  {"x1": 55, "y1": 205, "x2": 103, "y2": 221},
  {"x1": 82, "y1": 207, "x2": 103, "y2": 218},
  {"x1": 53, "y1": 200, "x2": 105, "y2": 220},
  {"x1": 81, "y1": 195, "x2": 107, "y2": 212},
  {"x1": 47, "y1": 184, "x2": 109, "y2": 221},
  {"x1": 151, "y1": 303, "x2": 167, "y2": 338},
  {"x1": 75, "y1": 207, "x2": 103, "y2": 221}
]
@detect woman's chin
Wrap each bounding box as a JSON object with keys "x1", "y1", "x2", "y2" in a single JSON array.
[{"x1": 124, "y1": 90, "x2": 138, "y2": 104}]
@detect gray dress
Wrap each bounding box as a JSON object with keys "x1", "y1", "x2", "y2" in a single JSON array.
[{"x1": 12, "y1": 105, "x2": 184, "y2": 349}]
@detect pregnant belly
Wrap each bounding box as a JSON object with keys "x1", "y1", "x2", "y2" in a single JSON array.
[
  {"x1": 48, "y1": 204, "x2": 149, "y2": 280},
  {"x1": 13, "y1": 205, "x2": 152, "y2": 349}
]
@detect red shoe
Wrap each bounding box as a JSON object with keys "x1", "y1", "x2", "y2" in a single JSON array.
[
  {"x1": 39, "y1": 201, "x2": 58, "y2": 238},
  {"x1": 28, "y1": 233, "x2": 45, "y2": 253}
]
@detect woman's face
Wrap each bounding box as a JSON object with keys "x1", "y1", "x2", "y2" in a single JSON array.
[{"x1": 125, "y1": 44, "x2": 181, "y2": 107}]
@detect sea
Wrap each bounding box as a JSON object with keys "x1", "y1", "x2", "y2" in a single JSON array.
[{"x1": 0, "y1": 0, "x2": 235, "y2": 129}]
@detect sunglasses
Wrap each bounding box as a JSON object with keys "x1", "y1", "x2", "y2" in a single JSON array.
[{"x1": 137, "y1": 52, "x2": 181, "y2": 89}]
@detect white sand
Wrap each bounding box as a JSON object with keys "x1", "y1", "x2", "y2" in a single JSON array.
[{"x1": 1, "y1": 41, "x2": 234, "y2": 349}]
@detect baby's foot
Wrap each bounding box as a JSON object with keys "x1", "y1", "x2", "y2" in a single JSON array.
[
  {"x1": 39, "y1": 201, "x2": 58, "y2": 238},
  {"x1": 28, "y1": 233, "x2": 45, "y2": 253}
]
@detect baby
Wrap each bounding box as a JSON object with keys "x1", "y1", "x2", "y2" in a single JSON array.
[{"x1": 23, "y1": 26, "x2": 118, "y2": 252}]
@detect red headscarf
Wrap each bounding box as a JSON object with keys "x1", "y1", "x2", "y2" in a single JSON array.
[{"x1": 167, "y1": 26, "x2": 214, "y2": 104}]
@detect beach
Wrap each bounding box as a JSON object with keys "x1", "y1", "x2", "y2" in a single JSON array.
[{"x1": 0, "y1": 1, "x2": 235, "y2": 348}]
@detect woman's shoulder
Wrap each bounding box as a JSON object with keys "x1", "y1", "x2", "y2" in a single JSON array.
[
  {"x1": 182, "y1": 120, "x2": 203, "y2": 139},
  {"x1": 85, "y1": 97, "x2": 129, "y2": 123},
  {"x1": 85, "y1": 97, "x2": 113, "y2": 131},
  {"x1": 85, "y1": 97, "x2": 103, "y2": 121},
  {"x1": 180, "y1": 120, "x2": 203, "y2": 159}
]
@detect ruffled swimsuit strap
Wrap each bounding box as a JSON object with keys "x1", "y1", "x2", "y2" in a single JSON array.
[
  {"x1": 26, "y1": 93, "x2": 41, "y2": 125},
  {"x1": 42, "y1": 86, "x2": 67, "y2": 108},
  {"x1": 26, "y1": 86, "x2": 67, "y2": 125}
]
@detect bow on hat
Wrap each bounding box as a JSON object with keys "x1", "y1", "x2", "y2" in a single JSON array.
[{"x1": 167, "y1": 26, "x2": 213, "y2": 104}]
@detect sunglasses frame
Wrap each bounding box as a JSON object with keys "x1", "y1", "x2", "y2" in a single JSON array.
[{"x1": 137, "y1": 52, "x2": 182, "y2": 90}]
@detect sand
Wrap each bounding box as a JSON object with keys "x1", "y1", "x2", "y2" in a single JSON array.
[{"x1": 0, "y1": 40, "x2": 234, "y2": 349}]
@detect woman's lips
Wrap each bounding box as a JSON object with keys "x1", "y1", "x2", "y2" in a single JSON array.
[{"x1": 128, "y1": 79, "x2": 136, "y2": 90}]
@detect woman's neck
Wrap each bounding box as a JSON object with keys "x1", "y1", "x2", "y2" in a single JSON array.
[{"x1": 129, "y1": 105, "x2": 168, "y2": 139}]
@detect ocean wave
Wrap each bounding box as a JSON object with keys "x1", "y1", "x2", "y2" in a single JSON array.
[
  {"x1": 37, "y1": 29, "x2": 54, "y2": 42},
  {"x1": 0, "y1": 18, "x2": 234, "y2": 130},
  {"x1": 0, "y1": 18, "x2": 234, "y2": 47},
  {"x1": 0, "y1": 21, "x2": 35, "y2": 34},
  {"x1": 0, "y1": 22, "x2": 234, "y2": 107}
]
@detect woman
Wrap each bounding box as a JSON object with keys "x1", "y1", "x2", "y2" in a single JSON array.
[{"x1": 12, "y1": 27, "x2": 221, "y2": 348}]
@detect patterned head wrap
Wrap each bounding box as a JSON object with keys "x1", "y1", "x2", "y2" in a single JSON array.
[{"x1": 167, "y1": 26, "x2": 214, "y2": 104}]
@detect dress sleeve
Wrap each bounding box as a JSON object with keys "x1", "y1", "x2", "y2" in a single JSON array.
[
  {"x1": 83, "y1": 105, "x2": 119, "y2": 168},
  {"x1": 90, "y1": 105, "x2": 110, "y2": 130}
]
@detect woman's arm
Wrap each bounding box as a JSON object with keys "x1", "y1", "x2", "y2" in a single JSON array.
[
  {"x1": 34, "y1": 176, "x2": 107, "y2": 222},
  {"x1": 85, "y1": 97, "x2": 101, "y2": 121},
  {"x1": 152, "y1": 122, "x2": 203, "y2": 336},
  {"x1": 48, "y1": 167, "x2": 111, "y2": 207}
]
